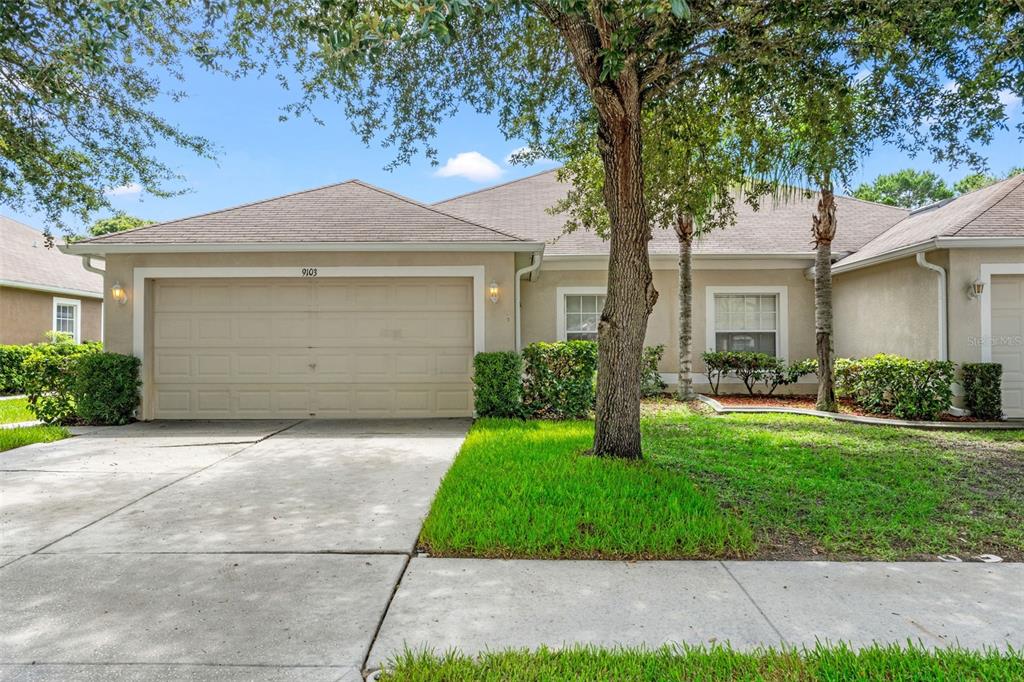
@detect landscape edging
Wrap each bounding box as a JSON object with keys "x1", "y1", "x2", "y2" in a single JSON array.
[{"x1": 696, "y1": 395, "x2": 1020, "y2": 430}]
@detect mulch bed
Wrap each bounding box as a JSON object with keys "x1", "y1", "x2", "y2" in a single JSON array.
[{"x1": 709, "y1": 393, "x2": 982, "y2": 423}]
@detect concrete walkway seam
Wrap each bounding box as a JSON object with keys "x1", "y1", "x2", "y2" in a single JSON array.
[
  {"x1": 362, "y1": 553, "x2": 413, "y2": 675},
  {"x1": 719, "y1": 560, "x2": 788, "y2": 646}
]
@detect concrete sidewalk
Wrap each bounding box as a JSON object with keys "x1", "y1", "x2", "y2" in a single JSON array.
[{"x1": 366, "y1": 558, "x2": 1024, "y2": 669}]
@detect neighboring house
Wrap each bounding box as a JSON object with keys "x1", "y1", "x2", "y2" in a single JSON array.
[
  {"x1": 1, "y1": 216, "x2": 103, "y2": 345},
  {"x1": 831, "y1": 174, "x2": 1024, "y2": 418},
  {"x1": 62, "y1": 171, "x2": 1024, "y2": 420}
]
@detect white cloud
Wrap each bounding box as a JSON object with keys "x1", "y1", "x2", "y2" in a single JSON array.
[
  {"x1": 435, "y1": 152, "x2": 503, "y2": 182},
  {"x1": 105, "y1": 183, "x2": 142, "y2": 197}
]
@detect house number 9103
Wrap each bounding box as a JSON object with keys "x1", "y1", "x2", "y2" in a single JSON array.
[{"x1": 301, "y1": 268, "x2": 318, "y2": 277}]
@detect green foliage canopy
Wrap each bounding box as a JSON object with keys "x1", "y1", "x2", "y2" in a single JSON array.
[
  {"x1": 853, "y1": 169, "x2": 955, "y2": 208},
  {"x1": 0, "y1": 1, "x2": 218, "y2": 230},
  {"x1": 87, "y1": 214, "x2": 155, "y2": 237}
]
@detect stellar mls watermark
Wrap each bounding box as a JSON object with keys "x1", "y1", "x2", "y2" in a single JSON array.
[{"x1": 968, "y1": 335, "x2": 1024, "y2": 347}]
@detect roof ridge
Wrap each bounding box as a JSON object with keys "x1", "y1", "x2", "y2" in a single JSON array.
[
  {"x1": 433, "y1": 167, "x2": 562, "y2": 205},
  {"x1": 950, "y1": 173, "x2": 1024, "y2": 236},
  {"x1": 80, "y1": 179, "x2": 364, "y2": 244},
  {"x1": 348, "y1": 179, "x2": 529, "y2": 242}
]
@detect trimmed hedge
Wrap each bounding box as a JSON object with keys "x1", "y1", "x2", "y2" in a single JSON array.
[
  {"x1": 72, "y1": 353, "x2": 142, "y2": 425},
  {"x1": 522, "y1": 340, "x2": 598, "y2": 419},
  {"x1": 961, "y1": 363, "x2": 1003, "y2": 421},
  {"x1": 701, "y1": 351, "x2": 817, "y2": 396},
  {"x1": 21, "y1": 345, "x2": 141, "y2": 425},
  {"x1": 0, "y1": 345, "x2": 35, "y2": 394},
  {"x1": 0, "y1": 341, "x2": 102, "y2": 394},
  {"x1": 472, "y1": 351, "x2": 524, "y2": 418},
  {"x1": 835, "y1": 354, "x2": 955, "y2": 421},
  {"x1": 23, "y1": 344, "x2": 101, "y2": 424}
]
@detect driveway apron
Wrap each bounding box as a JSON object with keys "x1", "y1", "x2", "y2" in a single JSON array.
[{"x1": 0, "y1": 419, "x2": 469, "y2": 680}]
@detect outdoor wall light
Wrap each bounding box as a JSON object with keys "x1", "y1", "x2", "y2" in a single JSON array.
[
  {"x1": 111, "y1": 281, "x2": 128, "y2": 305},
  {"x1": 967, "y1": 279, "x2": 985, "y2": 300},
  {"x1": 488, "y1": 280, "x2": 500, "y2": 304}
]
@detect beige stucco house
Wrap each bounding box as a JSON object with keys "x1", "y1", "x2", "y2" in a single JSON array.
[
  {"x1": 62, "y1": 171, "x2": 1024, "y2": 420},
  {"x1": 1, "y1": 216, "x2": 103, "y2": 345}
]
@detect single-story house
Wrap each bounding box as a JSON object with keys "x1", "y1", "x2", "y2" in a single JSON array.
[
  {"x1": 1, "y1": 216, "x2": 103, "y2": 345},
  {"x1": 62, "y1": 171, "x2": 1024, "y2": 420}
]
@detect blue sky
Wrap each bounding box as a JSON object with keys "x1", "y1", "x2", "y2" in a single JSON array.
[{"x1": 6, "y1": 62, "x2": 1023, "y2": 233}]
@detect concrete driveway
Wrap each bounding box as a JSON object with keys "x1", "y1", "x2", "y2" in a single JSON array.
[{"x1": 0, "y1": 419, "x2": 469, "y2": 681}]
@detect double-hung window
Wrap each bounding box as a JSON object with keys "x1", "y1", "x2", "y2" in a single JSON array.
[
  {"x1": 52, "y1": 297, "x2": 81, "y2": 343},
  {"x1": 557, "y1": 288, "x2": 606, "y2": 342},
  {"x1": 709, "y1": 289, "x2": 785, "y2": 357}
]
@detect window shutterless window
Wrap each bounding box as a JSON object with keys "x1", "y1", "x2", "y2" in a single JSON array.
[
  {"x1": 51, "y1": 297, "x2": 81, "y2": 343},
  {"x1": 564, "y1": 294, "x2": 605, "y2": 341},
  {"x1": 713, "y1": 293, "x2": 778, "y2": 356}
]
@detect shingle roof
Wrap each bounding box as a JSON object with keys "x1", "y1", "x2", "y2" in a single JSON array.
[
  {"x1": 436, "y1": 169, "x2": 909, "y2": 257},
  {"x1": 76, "y1": 180, "x2": 531, "y2": 246},
  {"x1": 0, "y1": 216, "x2": 102, "y2": 295},
  {"x1": 835, "y1": 173, "x2": 1024, "y2": 269}
]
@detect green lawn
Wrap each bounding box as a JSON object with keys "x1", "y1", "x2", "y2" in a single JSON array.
[
  {"x1": 0, "y1": 425, "x2": 69, "y2": 452},
  {"x1": 378, "y1": 643, "x2": 1024, "y2": 681},
  {"x1": 0, "y1": 397, "x2": 33, "y2": 424},
  {"x1": 420, "y1": 404, "x2": 1023, "y2": 560}
]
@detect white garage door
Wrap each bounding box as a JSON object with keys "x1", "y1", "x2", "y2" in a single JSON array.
[
  {"x1": 991, "y1": 275, "x2": 1024, "y2": 418},
  {"x1": 151, "y1": 278, "x2": 474, "y2": 419}
]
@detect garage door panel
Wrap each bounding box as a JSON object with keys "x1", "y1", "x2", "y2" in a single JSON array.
[
  {"x1": 151, "y1": 278, "x2": 474, "y2": 418},
  {"x1": 197, "y1": 317, "x2": 232, "y2": 342},
  {"x1": 991, "y1": 275, "x2": 1024, "y2": 418},
  {"x1": 155, "y1": 316, "x2": 192, "y2": 342},
  {"x1": 197, "y1": 390, "x2": 232, "y2": 414}
]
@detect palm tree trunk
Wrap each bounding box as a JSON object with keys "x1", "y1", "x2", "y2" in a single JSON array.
[
  {"x1": 675, "y1": 213, "x2": 695, "y2": 400},
  {"x1": 813, "y1": 185, "x2": 837, "y2": 412}
]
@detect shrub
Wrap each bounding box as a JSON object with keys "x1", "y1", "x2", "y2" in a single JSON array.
[
  {"x1": 837, "y1": 354, "x2": 955, "y2": 420},
  {"x1": 522, "y1": 340, "x2": 598, "y2": 419},
  {"x1": 833, "y1": 357, "x2": 861, "y2": 397},
  {"x1": 701, "y1": 351, "x2": 816, "y2": 395},
  {"x1": 641, "y1": 345, "x2": 667, "y2": 397},
  {"x1": 961, "y1": 363, "x2": 1003, "y2": 421},
  {"x1": 72, "y1": 353, "x2": 141, "y2": 425},
  {"x1": 472, "y1": 351, "x2": 524, "y2": 418},
  {"x1": 0, "y1": 345, "x2": 35, "y2": 394},
  {"x1": 23, "y1": 343, "x2": 101, "y2": 424},
  {"x1": 701, "y1": 351, "x2": 739, "y2": 395}
]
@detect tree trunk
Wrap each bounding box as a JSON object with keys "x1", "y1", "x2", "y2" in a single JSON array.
[
  {"x1": 544, "y1": 15, "x2": 654, "y2": 459},
  {"x1": 813, "y1": 186, "x2": 837, "y2": 412},
  {"x1": 675, "y1": 213, "x2": 695, "y2": 401},
  {"x1": 591, "y1": 99, "x2": 656, "y2": 460}
]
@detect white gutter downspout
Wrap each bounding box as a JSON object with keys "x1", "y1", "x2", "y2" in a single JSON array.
[
  {"x1": 79, "y1": 255, "x2": 106, "y2": 276},
  {"x1": 78, "y1": 256, "x2": 106, "y2": 344},
  {"x1": 916, "y1": 253, "x2": 948, "y2": 360},
  {"x1": 514, "y1": 251, "x2": 543, "y2": 351}
]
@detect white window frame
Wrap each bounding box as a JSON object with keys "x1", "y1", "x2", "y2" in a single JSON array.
[
  {"x1": 705, "y1": 286, "x2": 788, "y2": 361},
  {"x1": 556, "y1": 286, "x2": 607, "y2": 341},
  {"x1": 52, "y1": 297, "x2": 82, "y2": 343}
]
